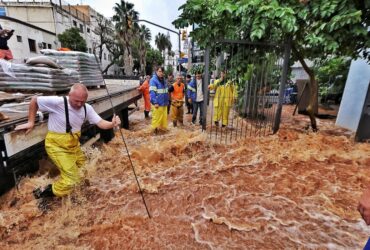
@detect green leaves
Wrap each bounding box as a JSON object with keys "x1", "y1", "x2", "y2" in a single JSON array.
[
  {"x1": 328, "y1": 10, "x2": 362, "y2": 32},
  {"x1": 319, "y1": 0, "x2": 339, "y2": 18},
  {"x1": 57, "y1": 28, "x2": 87, "y2": 52},
  {"x1": 172, "y1": 0, "x2": 370, "y2": 62},
  {"x1": 251, "y1": 18, "x2": 266, "y2": 40},
  {"x1": 190, "y1": 64, "x2": 205, "y2": 74}
]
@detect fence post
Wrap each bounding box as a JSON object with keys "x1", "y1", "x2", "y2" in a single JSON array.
[
  {"x1": 273, "y1": 38, "x2": 292, "y2": 133},
  {"x1": 202, "y1": 47, "x2": 210, "y2": 131}
]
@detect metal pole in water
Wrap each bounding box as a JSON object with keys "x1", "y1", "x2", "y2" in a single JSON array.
[{"x1": 92, "y1": 52, "x2": 151, "y2": 219}]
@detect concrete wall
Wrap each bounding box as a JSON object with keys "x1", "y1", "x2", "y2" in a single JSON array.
[
  {"x1": 336, "y1": 58, "x2": 370, "y2": 132},
  {"x1": 5, "y1": 4, "x2": 55, "y2": 32},
  {"x1": 0, "y1": 19, "x2": 56, "y2": 63}
]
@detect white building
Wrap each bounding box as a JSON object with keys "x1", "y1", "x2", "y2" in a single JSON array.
[
  {"x1": 0, "y1": 0, "x2": 120, "y2": 75},
  {"x1": 291, "y1": 61, "x2": 312, "y2": 83}
]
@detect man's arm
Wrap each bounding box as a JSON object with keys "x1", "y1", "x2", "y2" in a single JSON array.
[
  {"x1": 6, "y1": 30, "x2": 14, "y2": 40},
  {"x1": 14, "y1": 96, "x2": 38, "y2": 134},
  {"x1": 96, "y1": 115, "x2": 121, "y2": 130},
  {"x1": 208, "y1": 79, "x2": 219, "y2": 90},
  {"x1": 358, "y1": 186, "x2": 370, "y2": 225},
  {"x1": 168, "y1": 85, "x2": 174, "y2": 93},
  {"x1": 149, "y1": 80, "x2": 159, "y2": 108}
]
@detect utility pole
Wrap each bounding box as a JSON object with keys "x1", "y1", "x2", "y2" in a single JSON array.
[{"x1": 135, "y1": 19, "x2": 181, "y2": 73}]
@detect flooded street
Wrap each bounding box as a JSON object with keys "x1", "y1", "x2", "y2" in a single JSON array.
[{"x1": 1, "y1": 105, "x2": 370, "y2": 249}]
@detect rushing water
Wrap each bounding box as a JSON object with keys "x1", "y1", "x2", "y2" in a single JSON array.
[{"x1": 1, "y1": 107, "x2": 370, "y2": 249}]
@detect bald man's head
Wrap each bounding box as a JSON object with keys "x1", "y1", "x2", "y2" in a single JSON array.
[{"x1": 68, "y1": 83, "x2": 88, "y2": 109}]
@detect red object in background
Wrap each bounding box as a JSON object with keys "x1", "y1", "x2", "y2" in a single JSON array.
[{"x1": 57, "y1": 47, "x2": 71, "y2": 51}]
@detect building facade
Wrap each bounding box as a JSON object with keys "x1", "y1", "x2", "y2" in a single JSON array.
[{"x1": 0, "y1": 0, "x2": 120, "y2": 75}]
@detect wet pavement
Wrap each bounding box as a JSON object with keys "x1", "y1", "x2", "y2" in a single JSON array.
[{"x1": 1, "y1": 105, "x2": 370, "y2": 249}]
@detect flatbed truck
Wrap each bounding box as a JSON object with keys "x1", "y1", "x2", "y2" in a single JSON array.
[{"x1": 0, "y1": 80, "x2": 141, "y2": 194}]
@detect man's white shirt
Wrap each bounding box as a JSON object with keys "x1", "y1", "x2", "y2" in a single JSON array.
[{"x1": 37, "y1": 96, "x2": 102, "y2": 133}]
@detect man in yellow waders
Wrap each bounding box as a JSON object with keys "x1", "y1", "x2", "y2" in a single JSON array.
[
  {"x1": 15, "y1": 83, "x2": 121, "y2": 199},
  {"x1": 209, "y1": 70, "x2": 236, "y2": 127},
  {"x1": 168, "y1": 74, "x2": 185, "y2": 127}
]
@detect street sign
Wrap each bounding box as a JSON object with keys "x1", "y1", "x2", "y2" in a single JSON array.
[{"x1": 178, "y1": 58, "x2": 188, "y2": 64}]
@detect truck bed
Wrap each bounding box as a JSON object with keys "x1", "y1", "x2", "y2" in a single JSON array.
[
  {"x1": 0, "y1": 80, "x2": 141, "y2": 171},
  {"x1": 0, "y1": 83, "x2": 138, "y2": 131}
]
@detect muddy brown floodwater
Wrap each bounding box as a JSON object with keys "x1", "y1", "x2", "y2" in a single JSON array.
[{"x1": 1, "y1": 105, "x2": 370, "y2": 249}]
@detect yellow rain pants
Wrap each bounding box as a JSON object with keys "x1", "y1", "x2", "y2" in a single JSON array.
[
  {"x1": 45, "y1": 131, "x2": 85, "y2": 197},
  {"x1": 151, "y1": 106, "x2": 168, "y2": 130},
  {"x1": 213, "y1": 102, "x2": 232, "y2": 126},
  {"x1": 171, "y1": 100, "x2": 184, "y2": 123},
  {"x1": 211, "y1": 81, "x2": 236, "y2": 126}
]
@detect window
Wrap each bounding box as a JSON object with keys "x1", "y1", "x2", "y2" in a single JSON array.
[
  {"x1": 87, "y1": 27, "x2": 90, "y2": 33},
  {"x1": 28, "y1": 39, "x2": 36, "y2": 52},
  {"x1": 108, "y1": 54, "x2": 112, "y2": 61},
  {"x1": 48, "y1": 44, "x2": 52, "y2": 49},
  {"x1": 79, "y1": 24, "x2": 83, "y2": 33},
  {"x1": 88, "y1": 48, "x2": 92, "y2": 54},
  {"x1": 0, "y1": 7, "x2": 6, "y2": 16},
  {"x1": 103, "y1": 53, "x2": 106, "y2": 60},
  {"x1": 42, "y1": 42, "x2": 47, "y2": 49},
  {"x1": 73, "y1": 20, "x2": 77, "y2": 27},
  {"x1": 16, "y1": 36, "x2": 22, "y2": 42}
]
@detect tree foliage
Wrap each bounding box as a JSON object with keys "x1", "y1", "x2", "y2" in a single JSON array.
[
  {"x1": 137, "y1": 25, "x2": 152, "y2": 75},
  {"x1": 57, "y1": 27, "x2": 87, "y2": 52},
  {"x1": 113, "y1": 0, "x2": 139, "y2": 75},
  {"x1": 93, "y1": 14, "x2": 120, "y2": 74},
  {"x1": 164, "y1": 65, "x2": 174, "y2": 77},
  {"x1": 174, "y1": 0, "x2": 370, "y2": 130},
  {"x1": 315, "y1": 57, "x2": 351, "y2": 97},
  {"x1": 103, "y1": 37, "x2": 124, "y2": 75},
  {"x1": 94, "y1": 14, "x2": 114, "y2": 62},
  {"x1": 145, "y1": 47, "x2": 164, "y2": 75},
  {"x1": 155, "y1": 32, "x2": 172, "y2": 57}
]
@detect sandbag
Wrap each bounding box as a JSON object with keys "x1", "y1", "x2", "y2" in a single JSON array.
[
  {"x1": 0, "y1": 61, "x2": 77, "y2": 92},
  {"x1": 40, "y1": 49, "x2": 104, "y2": 87},
  {"x1": 26, "y1": 56, "x2": 62, "y2": 69}
]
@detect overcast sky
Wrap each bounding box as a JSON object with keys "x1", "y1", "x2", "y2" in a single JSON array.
[{"x1": 67, "y1": 0, "x2": 187, "y2": 50}]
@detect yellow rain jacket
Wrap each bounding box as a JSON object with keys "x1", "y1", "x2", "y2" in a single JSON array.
[
  {"x1": 209, "y1": 79, "x2": 236, "y2": 126},
  {"x1": 46, "y1": 131, "x2": 85, "y2": 197}
]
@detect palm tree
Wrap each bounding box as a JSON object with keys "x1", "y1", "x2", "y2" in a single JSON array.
[
  {"x1": 138, "y1": 25, "x2": 151, "y2": 75},
  {"x1": 166, "y1": 33, "x2": 172, "y2": 56},
  {"x1": 113, "y1": 0, "x2": 139, "y2": 76},
  {"x1": 155, "y1": 32, "x2": 172, "y2": 68},
  {"x1": 155, "y1": 33, "x2": 172, "y2": 70}
]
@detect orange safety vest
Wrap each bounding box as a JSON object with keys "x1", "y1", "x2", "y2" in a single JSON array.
[{"x1": 171, "y1": 82, "x2": 185, "y2": 101}]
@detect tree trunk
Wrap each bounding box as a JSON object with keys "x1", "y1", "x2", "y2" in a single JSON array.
[
  {"x1": 292, "y1": 45, "x2": 318, "y2": 131},
  {"x1": 99, "y1": 44, "x2": 103, "y2": 63},
  {"x1": 139, "y1": 45, "x2": 146, "y2": 75},
  {"x1": 123, "y1": 47, "x2": 133, "y2": 76},
  {"x1": 120, "y1": 32, "x2": 134, "y2": 76}
]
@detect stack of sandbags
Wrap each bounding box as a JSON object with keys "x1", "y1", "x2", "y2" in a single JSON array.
[
  {"x1": 0, "y1": 59, "x2": 77, "y2": 92},
  {"x1": 41, "y1": 49, "x2": 104, "y2": 87}
]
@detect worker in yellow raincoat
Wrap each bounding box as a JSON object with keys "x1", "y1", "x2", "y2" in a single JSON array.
[
  {"x1": 15, "y1": 83, "x2": 121, "y2": 199},
  {"x1": 209, "y1": 70, "x2": 236, "y2": 127}
]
